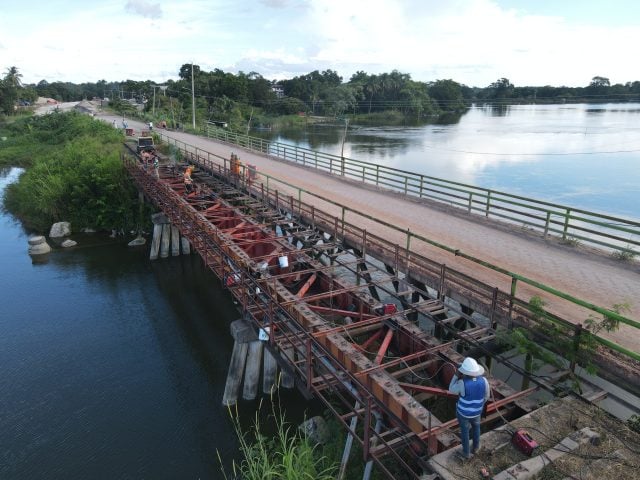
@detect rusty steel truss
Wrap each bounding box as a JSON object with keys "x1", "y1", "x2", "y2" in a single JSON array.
[{"x1": 124, "y1": 153, "x2": 561, "y2": 479}]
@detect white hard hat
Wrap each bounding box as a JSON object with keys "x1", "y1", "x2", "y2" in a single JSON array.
[{"x1": 459, "y1": 357, "x2": 484, "y2": 377}]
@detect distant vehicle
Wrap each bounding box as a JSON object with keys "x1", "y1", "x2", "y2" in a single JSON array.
[{"x1": 136, "y1": 136, "x2": 155, "y2": 153}]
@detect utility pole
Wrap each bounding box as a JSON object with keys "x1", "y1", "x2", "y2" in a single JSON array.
[
  {"x1": 191, "y1": 63, "x2": 196, "y2": 130},
  {"x1": 340, "y1": 118, "x2": 349, "y2": 176},
  {"x1": 152, "y1": 85, "x2": 156, "y2": 116}
]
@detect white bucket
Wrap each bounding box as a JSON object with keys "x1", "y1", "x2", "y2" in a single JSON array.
[{"x1": 278, "y1": 255, "x2": 289, "y2": 268}]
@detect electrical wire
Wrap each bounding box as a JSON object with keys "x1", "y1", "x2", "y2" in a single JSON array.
[{"x1": 421, "y1": 142, "x2": 640, "y2": 156}]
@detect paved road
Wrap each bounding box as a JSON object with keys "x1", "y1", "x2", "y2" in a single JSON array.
[{"x1": 101, "y1": 113, "x2": 639, "y2": 353}]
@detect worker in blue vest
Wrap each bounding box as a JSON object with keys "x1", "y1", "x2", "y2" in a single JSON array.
[{"x1": 448, "y1": 357, "x2": 490, "y2": 460}]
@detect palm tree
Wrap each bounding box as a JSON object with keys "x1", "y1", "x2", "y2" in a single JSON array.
[
  {"x1": 365, "y1": 75, "x2": 379, "y2": 114},
  {"x1": 4, "y1": 66, "x2": 23, "y2": 88}
]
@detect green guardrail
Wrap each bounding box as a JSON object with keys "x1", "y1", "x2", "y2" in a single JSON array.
[
  {"x1": 155, "y1": 132, "x2": 640, "y2": 363},
  {"x1": 203, "y1": 124, "x2": 640, "y2": 257}
]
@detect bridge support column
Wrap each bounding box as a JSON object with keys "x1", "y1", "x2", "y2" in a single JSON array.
[
  {"x1": 223, "y1": 319, "x2": 257, "y2": 406},
  {"x1": 243, "y1": 341, "x2": 264, "y2": 401},
  {"x1": 280, "y1": 346, "x2": 295, "y2": 389},
  {"x1": 149, "y1": 212, "x2": 192, "y2": 260},
  {"x1": 263, "y1": 348, "x2": 278, "y2": 394},
  {"x1": 150, "y1": 223, "x2": 162, "y2": 260},
  {"x1": 171, "y1": 225, "x2": 180, "y2": 256},
  {"x1": 180, "y1": 237, "x2": 191, "y2": 255},
  {"x1": 223, "y1": 319, "x2": 292, "y2": 405},
  {"x1": 160, "y1": 224, "x2": 171, "y2": 258}
]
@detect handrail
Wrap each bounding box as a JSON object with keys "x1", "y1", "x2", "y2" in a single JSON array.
[
  {"x1": 155, "y1": 132, "x2": 639, "y2": 362},
  {"x1": 203, "y1": 125, "x2": 640, "y2": 256}
]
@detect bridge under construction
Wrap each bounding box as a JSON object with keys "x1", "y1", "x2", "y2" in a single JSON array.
[{"x1": 123, "y1": 144, "x2": 635, "y2": 479}]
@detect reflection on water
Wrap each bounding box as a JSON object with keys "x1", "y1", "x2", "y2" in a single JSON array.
[{"x1": 254, "y1": 103, "x2": 640, "y2": 218}]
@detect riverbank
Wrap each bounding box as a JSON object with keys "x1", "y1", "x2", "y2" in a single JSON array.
[{"x1": 1, "y1": 112, "x2": 141, "y2": 233}]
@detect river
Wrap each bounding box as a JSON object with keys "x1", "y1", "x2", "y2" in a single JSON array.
[
  {"x1": 0, "y1": 168, "x2": 311, "y2": 479},
  {"x1": 255, "y1": 103, "x2": 640, "y2": 219}
]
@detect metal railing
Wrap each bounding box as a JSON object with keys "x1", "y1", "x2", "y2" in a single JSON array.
[
  {"x1": 155, "y1": 132, "x2": 640, "y2": 364},
  {"x1": 203, "y1": 124, "x2": 640, "y2": 256}
]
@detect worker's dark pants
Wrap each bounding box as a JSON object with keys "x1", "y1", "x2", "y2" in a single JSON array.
[
  {"x1": 185, "y1": 183, "x2": 193, "y2": 193},
  {"x1": 457, "y1": 412, "x2": 481, "y2": 457}
]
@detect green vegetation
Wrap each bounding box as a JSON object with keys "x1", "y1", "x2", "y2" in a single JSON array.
[
  {"x1": 0, "y1": 66, "x2": 38, "y2": 116},
  {"x1": 628, "y1": 414, "x2": 640, "y2": 434},
  {"x1": 219, "y1": 400, "x2": 337, "y2": 480},
  {"x1": 2, "y1": 111, "x2": 142, "y2": 233},
  {"x1": 3, "y1": 61, "x2": 640, "y2": 134},
  {"x1": 611, "y1": 245, "x2": 637, "y2": 262},
  {"x1": 499, "y1": 296, "x2": 625, "y2": 391}
]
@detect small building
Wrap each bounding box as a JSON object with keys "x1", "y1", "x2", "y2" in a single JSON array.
[{"x1": 271, "y1": 84, "x2": 284, "y2": 98}]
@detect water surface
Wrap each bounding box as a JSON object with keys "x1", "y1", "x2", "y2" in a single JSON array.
[
  {"x1": 255, "y1": 103, "x2": 640, "y2": 218},
  {"x1": 0, "y1": 168, "x2": 310, "y2": 479}
]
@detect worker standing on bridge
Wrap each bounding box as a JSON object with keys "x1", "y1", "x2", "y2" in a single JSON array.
[
  {"x1": 184, "y1": 165, "x2": 194, "y2": 194},
  {"x1": 448, "y1": 357, "x2": 490, "y2": 460}
]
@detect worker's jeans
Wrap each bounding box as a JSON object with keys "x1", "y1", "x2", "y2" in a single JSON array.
[{"x1": 457, "y1": 412, "x2": 481, "y2": 457}]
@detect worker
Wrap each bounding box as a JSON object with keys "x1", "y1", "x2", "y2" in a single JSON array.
[
  {"x1": 448, "y1": 357, "x2": 490, "y2": 460},
  {"x1": 148, "y1": 121, "x2": 153, "y2": 131},
  {"x1": 153, "y1": 155, "x2": 159, "y2": 178},
  {"x1": 141, "y1": 150, "x2": 152, "y2": 168},
  {"x1": 184, "y1": 166, "x2": 194, "y2": 194}
]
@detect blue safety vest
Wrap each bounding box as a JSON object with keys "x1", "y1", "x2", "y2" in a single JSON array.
[{"x1": 456, "y1": 377, "x2": 486, "y2": 418}]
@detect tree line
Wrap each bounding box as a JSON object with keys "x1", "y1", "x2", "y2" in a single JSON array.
[{"x1": 2, "y1": 64, "x2": 640, "y2": 125}]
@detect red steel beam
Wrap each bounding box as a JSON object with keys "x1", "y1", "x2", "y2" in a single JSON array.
[
  {"x1": 398, "y1": 383, "x2": 458, "y2": 399},
  {"x1": 374, "y1": 328, "x2": 394, "y2": 365}
]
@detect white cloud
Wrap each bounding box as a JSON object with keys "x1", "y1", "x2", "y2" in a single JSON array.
[
  {"x1": 2, "y1": 0, "x2": 638, "y2": 86},
  {"x1": 125, "y1": 0, "x2": 163, "y2": 19}
]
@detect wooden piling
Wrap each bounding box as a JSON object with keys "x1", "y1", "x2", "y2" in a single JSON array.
[
  {"x1": 280, "y1": 346, "x2": 295, "y2": 389},
  {"x1": 242, "y1": 341, "x2": 264, "y2": 400},
  {"x1": 171, "y1": 225, "x2": 180, "y2": 256},
  {"x1": 222, "y1": 341, "x2": 249, "y2": 406},
  {"x1": 160, "y1": 224, "x2": 171, "y2": 258},
  {"x1": 263, "y1": 348, "x2": 277, "y2": 394},
  {"x1": 222, "y1": 319, "x2": 259, "y2": 406},
  {"x1": 180, "y1": 236, "x2": 191, "y2": 255},
  {"x1": 150, "y1": 223, "x2": 162, "y2": 260}
]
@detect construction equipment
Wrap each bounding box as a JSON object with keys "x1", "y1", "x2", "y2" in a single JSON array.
[
  {"x1": 512, "y1": 429, "x2": 538, "y2": 456},
  {"x1": 136, "y1": 136, "x2": 155, "y2": 153}
]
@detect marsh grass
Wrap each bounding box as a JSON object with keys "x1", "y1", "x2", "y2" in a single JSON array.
[{"x1": 218, "y1": 395, "x2": 338, "y2": 480}]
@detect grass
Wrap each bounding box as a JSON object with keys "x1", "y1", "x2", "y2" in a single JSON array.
[
  {"x1": 611, "y1": 246, "x2": 637, "y2": 262},
  {"x1": 218, "y1": 393, "x2": 338, "y2": 480},
  {"x1": 560, "y1": 235, "x2": 581, "y2": 247}
]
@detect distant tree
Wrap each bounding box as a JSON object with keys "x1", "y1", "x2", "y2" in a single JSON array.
[
  {"x1": 589, "y1": 76, "x2": 610, "y2": 88},
  {"x1": 4, "y1": 66, "x2": 23, "y2": 88},
  {"x1": 245, "y1": 72, "x2": 275, "y2": 105},
  {"x1": 486, "y1": 77, "x2": 514, "y2": 100},
  {"x1": 322, "y1": 84, "x2": 357, "y2": 117},
  {"x1": 267, "y1": 96, "x2": 308, "y2": 115},
  {"x1": 0, "y1": 66, "x2": 24, "y2": 114},
  {"x1": 586, "y1": 76, "x2": 610, "y2": 97},
  {"x1": 179, "y1": 63, "x2": 201, "y2": 81},
  {"x1": 428, "y1": 79, "x2": 466, "y2": 112}
]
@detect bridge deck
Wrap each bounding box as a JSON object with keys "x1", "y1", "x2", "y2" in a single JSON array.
[{"x1": 113, "y1": 116, "x2": 639, "y2": 355}]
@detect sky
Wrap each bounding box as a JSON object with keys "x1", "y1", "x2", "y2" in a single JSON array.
[{"x1": 1, "y1": 0, "x2": 638, "y2": 88}]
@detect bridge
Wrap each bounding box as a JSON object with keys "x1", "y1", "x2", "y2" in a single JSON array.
[{"x1": 119, "y1": 119, "x2": 639, "y2": 479}]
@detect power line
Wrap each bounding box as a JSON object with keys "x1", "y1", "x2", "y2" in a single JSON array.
[{"x1": 421, "y1": 143, "x2": 640, "y2": 156}]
